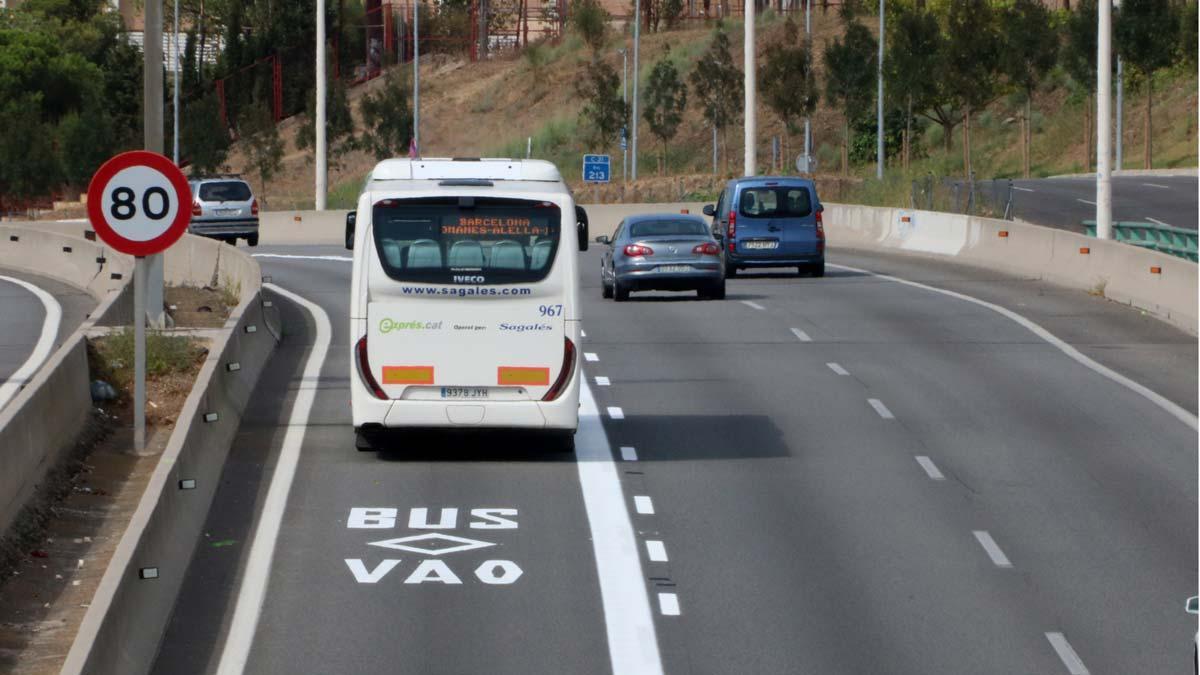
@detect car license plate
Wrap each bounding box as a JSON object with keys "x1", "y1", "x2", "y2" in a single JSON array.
[
  {"x1": 744, "y1": 240, "x2": 778, "y2": 250},
  {"x1": 441, "y1": 387, "x2": 489, "y2": 399},
  {"x1": 216, "y1": 208, "x2": 239, "y2": 216},
  {"x1": 657, "y1": 264, "x2": 691, "y2": 272}
]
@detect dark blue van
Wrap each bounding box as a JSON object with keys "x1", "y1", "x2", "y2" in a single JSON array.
[{"x1": 702, "y1": 177, "x2": 825, "y2": 277}]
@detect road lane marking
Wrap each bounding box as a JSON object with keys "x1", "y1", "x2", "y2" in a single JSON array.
[
  {"x1": 657, "y1": 592, "x2": 680, "y2": 616},
  {"x1": 634, "y1": 496, "x2": 655, "y2": 514},
  {"x1": 741, "y1": 300, "x2": 765, "y2": 310},
  {"x1": 1145, "y1": 216, "x2": 1170, "y2": 226},
  {"x1": 827, "y1": 362, "x2": 849, "y2": 376},
  {"x1": 1012, "y1": 186, "x2": 1036, "y2": 192},
  {"x1": 585, "y1": 352, "x2": 599, "y2": 362},
  {"x1": 828, "y1": 263, "x2": 1199, "y2": 432},
  {"x1": 646, "y1": 540, "x2": 668, "y2": 562},
  {"x1": 581, "y1": 329, "x2": 587, "y2": 337},
  {"x1": 1076, "y1": 198, "x2": 1096, "y2": 205},
  {"x1": 1142, "y1": 183, "x2": 1170, "y2": 189},
  {"x1": 790, "y1": 327, "x2": 812, "y2": 342},
  {"x1": 972, "y1": 530, "x2": 1012, "y2": 568},
  {"x1": 915, "y1": 456, "x2": 946, "y2": 481},
  {"x1": 620, "y1": 446, "x2": 638, "y2": 461},
  {"x1": 216, "y1": 284, "x2": 331, "y2": 675},
  {"x1": 595, "y1": 376, "x2": 611, "y2": 386},
  {"x1": 607, "y1": 406, "x2": 624, "y2": 420},
  {"x1": 867, "y1": 398, "x2": 894, "y2": 419},
  {"x1": 250, "y1": 253, "x2": 352, "y2": 262},
  {"x1": 1045, "y1": 632, "x2": 1089, "y2": 674},
  {"x1": 0, "y1": 276, "x2": 62, "y2": 411},
  {"x1": 576, "y1": 381, "x2": 664, "y2": 674}
]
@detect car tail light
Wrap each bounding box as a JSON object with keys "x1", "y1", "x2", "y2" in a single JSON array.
[
  {"x1": 192, "y1": 201, "x2": 201, "y2": 217},
  {"x1": 251, "y1": 198, "x2": 259, "y2": 216},
  {"x1": 623, "y1": 244, "x2": 654, "y2": 257},
  {"x1": 355, "y1": 336, "x2": 388, "y2": 400},
  {"x1": 727, "y1": 210, "x2": 737, "y2": 239},
  {"x1": 815, "y1": 210, "x2": 825, "y2": 250},
  {"x1": 542, "y1": 337, "x2": 576, "y2": 401},
  {"x1": 693, "y1": 242, "x2": 720, "y2": 256}
]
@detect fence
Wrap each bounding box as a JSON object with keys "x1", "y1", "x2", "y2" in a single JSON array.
[
  {"x1": 910, "y1": 174, "x2": 1014, "y2": 220},
  {"x1": 1083, "y1": 221, "x2": 1199, "y2": 262}
]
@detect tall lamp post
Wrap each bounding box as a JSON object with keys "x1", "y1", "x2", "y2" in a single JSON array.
[
  {"x1": 743, "y1": 0, "x2": 756, "y2": 176},
  {"x1": 876, "y1": 0, "x2": 884, "y2": 180},
  {"x1": 631, "y1": 0, "x2": 640, "y2": 181},
  {"x1": 1095, "y1": 0, "x2": 1112, "y2": 239}
]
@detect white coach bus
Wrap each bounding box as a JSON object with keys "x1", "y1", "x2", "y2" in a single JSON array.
[{"x1": 346, "y1": 158, "x2": 588, "y2": 451}]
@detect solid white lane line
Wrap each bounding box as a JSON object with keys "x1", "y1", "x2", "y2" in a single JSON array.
[
  {"x1": 595, "y1": 376, "x2": 611, "y2": 386},
  {"x1": 1142, "y1": 183, "x2": 1170, "y2": 189},
  {"x1": 657, "y1": 593, "x2": 681, "y2": 616},
  {"x1": 790, "y1": 327, "x2": 812, "y2": 342},
  {"x1": 972, "y1": 530, "x2": 1013, "y2": 568},
  {"x1": 576, "y1": 382, "x2": 664, "y2": 674},
  {"x1": 607, "y1": 406, "x2": 625, "y2": 420},
  {"x1": 633, "y1": 496, "x2": 655, "y2": 514},
  {"x1": 250, "y1": 253, "x2": 352, "y2": 262},
  {"x1": 216, "y1": 284, "x2": 331, "y2": 675},
  {"x1": 1076, "y1": 198, "x2": 1096, "y2": 205},
  {"x1": 0, "y1": 276, "x2": 62, "y2": 411},
  {"x1": 645, "y1": 540, "x2": 669, "y2": 562},
  {"x1": 826, "y1": 362, "x2": 850, "y2": 376},
  {"x1": 741, "y1": 300, "x2": 766, "y2": 310},
  {"x1": 828, "y1": 263, "x2": 1199, "y2": 432},
  {"x1": 620, "y1": 446, "x2": 638, "y2": 461},
  {"x1": 1145, "y1": 216, "x2": 1170, "y2": 226},
  {"x1": 1045, "y1": 632, "x2": 1090, "y2": 674},
  {"x1": 585, "y1": 352, "x2": 600, "y2": 362},
  {"x1": 915, "y1": 456, "x2": 946, "y2": 481},
  {"x1": 867, "y1": 398, "x2": 894, "y2": 420},
  {"x1": 1012, "y1": 186, "x2": 1036, "y2": 193}
]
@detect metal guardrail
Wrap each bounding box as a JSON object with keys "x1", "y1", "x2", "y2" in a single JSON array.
[{"x1": 1083, "y1": 220, "x2": 1198, "y2": 262}]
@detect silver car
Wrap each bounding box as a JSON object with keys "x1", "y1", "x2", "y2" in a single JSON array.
[
  {"x1": 596, "y1": 214, "x2": 725, "y2": 301},
  {"x1": 188, "y1": 176, "x2": 259, "y2": 246}
]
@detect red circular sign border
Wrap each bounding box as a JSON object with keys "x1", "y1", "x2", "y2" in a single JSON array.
[{"x1": 87, "y1": 151, "x2": 192, "y2": 257}]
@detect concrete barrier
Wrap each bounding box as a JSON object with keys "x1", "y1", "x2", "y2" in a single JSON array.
[
  {"x1": 0, "y1": 224, "x2": 132, "y2": 301},
  {"x1": 61, "y1": 244, "x2": 276, "y2": 675}
]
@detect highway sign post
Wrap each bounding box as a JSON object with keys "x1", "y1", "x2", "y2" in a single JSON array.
[
  {"x1": 583, "y1": 154, "x2": 610, "y2": 205},
  {"x1": 87, "y1": 151, "x2": 192, "y2": 451}
]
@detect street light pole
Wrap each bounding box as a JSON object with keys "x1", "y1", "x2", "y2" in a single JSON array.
[
  {"x1": 632, "y1": 1, "x2": 640, "y2": 182},
  {"x1": 743, "y1": 0, "x2": 756, "y2": 176},
  {"x1": 1096, "y1": 0, "x2": 1112, "y2": 240},
  {"x1": 620, "y1": 48, "x2": 628, "y2": 184},
  {"x1": 414, "y1": 2, "x2": 421, "y2": 154},
  {"x1": 803, "y1": 0, "x2": 811, "y2": 168},
  {"x1": 316, "y1": 0, "x2": 328, "y2": 210},
  {"x1": 173, "y1": 0, "x2": 180, "y2": 165},
  {"x1": 1116, "y1": 56, "x2": 1124, "y2": 170},
  {"x1": 876, "y1": 0, "x2": 884, "y2": 180}
]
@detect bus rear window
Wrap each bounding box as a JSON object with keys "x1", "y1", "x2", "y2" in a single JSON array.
[{"x1": 372, "y1": 198, "x2": 561, "y2": 284}]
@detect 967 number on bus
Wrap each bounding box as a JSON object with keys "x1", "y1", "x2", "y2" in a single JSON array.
[{"x1": 538, "y1": 304, "x2": 563, "y2": 317}]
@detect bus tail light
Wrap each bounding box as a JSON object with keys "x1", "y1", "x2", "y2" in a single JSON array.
[
  {"x1": 542, "y1": 337, "x2": 576, "y2": 402},
  {"x1": 623, "y1": 244, "x2": 654, "y2": 257},
  {"x1": 693, "y1": 242, "x2": 720, "y2": 256},
  {"x1": 355, "y1": 336, "x2": 388, "y2": 400}
]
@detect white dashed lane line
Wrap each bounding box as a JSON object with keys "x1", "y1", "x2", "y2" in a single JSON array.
[
  {"x1": 1012, "y1": 186, "x2": 1036, "y2": 192},
  {"x1": 790, "y1": 327, "x2": 812, "y2": 342},
  {"x1": 620, "y1": 446, "x2": 638, "y2": 461},
  {"x1": 606, "y1": 406, "x2": 624, "y2": 420},
  {"x1": 1145, "y1": 216, "x2": 1170, "y2": 227},
  {"x1": 741, "y1": 300, "x2": 766, "y2": 310},
  {"x1": 584, "y1": 352, "x2": 599, "y2": 362},
  {"x1": 645, "y1": 540, "x2": 669, "y2": 562},
  {"x1": 826, "y1": 362, "x2": 849, "y2": 376},
  {"x1": 595, "y1": 376, "x2": 611, "y2": 386},
  {"x1": 972, "y1": 530, "x2": 1013, "y2": 568},
  {"x1": 914, "y1": 456, "x2": 946, "y2": 481},
  {"x1": 1076, "y1": 198, "x2": 1096, "y2": 205},
  {"x1": 1142, "y1": 183, "x2": 1170, "y2": 189},
  {"x1": 633, "y1": 496, "x2": 655, "y2": 515},
  {"x1": 657, "y1": 593, "x2": 681, "y2": 616},
  {"x1": 1045, "y1": 632, "x2": 1089, "y2": 674},
  {"x1": 867, "y1": 398, "x2": 894, "y2": 420}
]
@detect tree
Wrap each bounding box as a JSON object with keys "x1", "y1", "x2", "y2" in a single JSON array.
[
  {"x1": 1117, "y1": 0, "x2": 1180, "y2": 169},
  {"x1": 182, "y1": 29, "x2": 200, "y2": 95},
  {"x1": 941, "y1": 0, "x2": 1003, "y2": 175},
  {"x1": 690, "y1": 22, "x2": 742, "y2": 173},
  {"x1": 577, "y1": 58, "x2": 628, "y2": 154},
  {"x1": 58, "y1": 107, "x2": 116, "y2": 191},
  {"x1": 642, "y1": 53, "x2": 687, "y2": 174},
  {"x1": 759, "y1": 18, "x2": 818, "y2": 170},
  {"x1": 237, "y1": 101, "x2": 283, "y2": 205},
  {"x1": 296, "y1": 79, "x2": 356, "y2": 169},
  {"x1": 1063, "y1": 0, "x2": 1098, "y2": 172},
  {"x1": 886, "y1": 3, "x2": 943, "y2": 169},
  {"x1": 1000, "y1": 0, "x2": 1059, "y2": 178},
  {"x1": 358, "y1": 70, "x2": 414, "y2": 160},
  {"x1": 0, "y1": 97, "x2": 61, "y2": 206},
  {"x1": 183, "y1": 94, "x2": 231, "y2": 174},
  {"x1": 824, "y1": 17, "x2": 876, "y2": 176},
  {"x1": 569, "y1": 0, "x2": 609, "y2": 51},
  {"x1": 1180, "y1": 1, "x2": 1198, "y2": 68}
]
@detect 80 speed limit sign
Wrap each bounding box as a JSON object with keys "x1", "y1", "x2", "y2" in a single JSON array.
[{"x1": 87, "y1": 151, "x2": 192, "y2": 257}]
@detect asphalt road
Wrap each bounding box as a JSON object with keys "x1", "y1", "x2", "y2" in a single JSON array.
[
  {"x1": 0, "y1": 268, "x2": 93, "y2": 392},
  {"x1": 980, "y1": 175, "x2": 1197, "y2": 233},
  {"x1": 150, "y1": 244, "x2": 1196, "y2": 675}
]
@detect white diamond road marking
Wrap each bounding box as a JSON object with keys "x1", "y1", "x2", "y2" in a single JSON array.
[
  {"x1": 1045, "y1": 632, "x2": 1089, "y2": 674},
  {"x1": 595, "y1": 376, "x2": 611, "y2": 386},
  {"x1": 607, "y1": 406, "x2": 625, "y2": 420},
  {"x1": 584, "y1": 352, "x2": 600, "y2": 362},
  {"x1": 368, "y1": 533, "x2": 496, "y2": 556},
  {"x1": 646, "y1": 540, "x2": 668, "y2": 562},
  {"x1": 658, "y1": 592, "x2": 680, "y2": 616}
]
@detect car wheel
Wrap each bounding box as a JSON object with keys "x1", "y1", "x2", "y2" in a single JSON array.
[
  {"x1": 548, "y1": 430, "x2": 576, "y2": 452},
  {"x1": 247, "y1": 234, "x2": 259, "y2": 247},
  {"x1": 354, "y1": 428, "x2": 377, "y2": 452},
  {"x1": 725, "y1": 264, "x2": 738, "y2": 277},
  {"x1": 710, "y1": 280, "x2": 726, "y2": 300},
  {"x1": 614, "y1": 279, "x2": 630, "y2": 302},
  {"x1": 602, "y1": 278, "x2": 613, "y2": 299},
  {"x1": 811, "y1": 262, "x2": 825, "y2": 277}
]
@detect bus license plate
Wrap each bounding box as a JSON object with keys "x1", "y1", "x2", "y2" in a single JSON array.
[
  {"x1": 744, "y1": 240, "x2": 778, "y2": 250},
  {"x1": 657, "y1": 264, "x2": 691, "y2": 273},
  {"x1": 441, "y1": 387, "x2": 489, "y2": 399}
]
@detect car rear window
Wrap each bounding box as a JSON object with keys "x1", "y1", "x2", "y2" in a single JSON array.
[
  {"x1": 738, "y1": 186, "x2": 813, "y2": 219},
  {"x1": 629, "y1": 219, "x2": 709, "y2": 238},
  {"x1": 372, "y1": 197, "x2": 561, "y2": 285},
  {"x1": 199, "y1": 181, "x2": 253, "y2": 202}
]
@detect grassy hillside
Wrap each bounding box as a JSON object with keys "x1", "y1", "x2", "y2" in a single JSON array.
[{"x1": 224, "y1": 11, "x2": 1197, "y2": 210}]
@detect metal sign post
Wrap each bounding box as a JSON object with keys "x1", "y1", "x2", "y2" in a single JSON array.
[{"x1": 87, "y1": 151, "x2": 193, "y2": 452}]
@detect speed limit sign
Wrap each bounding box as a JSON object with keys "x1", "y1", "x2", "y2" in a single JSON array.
[{"x1": 87, "y1": 151, "x2": 192, "y2": 257}]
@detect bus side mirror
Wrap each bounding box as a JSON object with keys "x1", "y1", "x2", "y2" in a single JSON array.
[
  {"x1": 702, "y1": 204, "x2": 716, "y2": 217},
  {"x1": 575, "y1": 205, "x2": 589, "y2": 252},
  {"x1": 344, "y1": 211, "x2": 356, "y2": 250}
]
